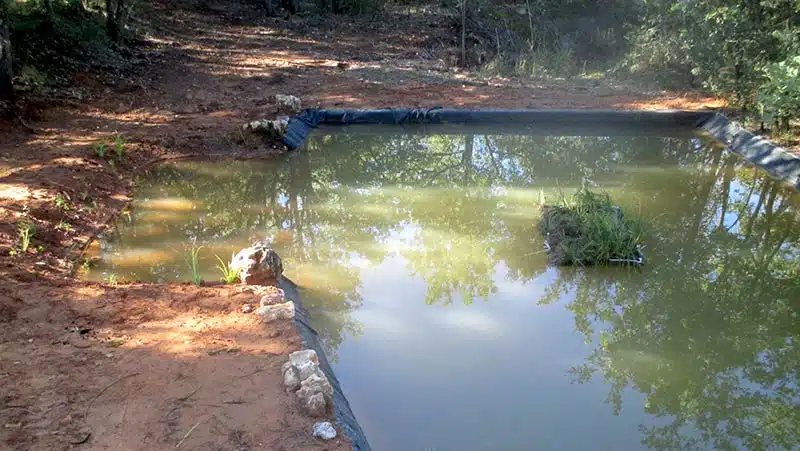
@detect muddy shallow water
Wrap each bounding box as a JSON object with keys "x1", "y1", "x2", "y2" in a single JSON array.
[{"x1": 88, "y1": 128, "x2": 800, "y2": 450}]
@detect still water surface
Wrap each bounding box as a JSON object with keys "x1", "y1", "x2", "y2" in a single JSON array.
[{"x1": 88, "y1": 130, "x2": 800, "y2": 450}]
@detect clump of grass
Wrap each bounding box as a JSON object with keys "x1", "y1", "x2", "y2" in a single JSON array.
[
  {"x1": 105, "y1": 273, "x2": 118, "y2": 287},
  {"x1": 18, "y1": 221, "x2": 35, "y2": 253},
  {"x1": 214, "y1": 253, "x2": 239, "y2": 284},
  {"x1": 186, "y1": 242, "x2": 204, "y2": 286},
  {"x1": 95, "y1": 142, "x2": 108, "y2": 159},
  {"x1": 113, "y1": 133, "x2": 126, "y2": 161},
  {"x1": 538, "y1": 188, "x2": 644, "y2": 266}
]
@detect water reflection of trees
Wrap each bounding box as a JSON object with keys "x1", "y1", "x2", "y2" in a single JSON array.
[
  {"x1": 541, "y1": 153, "x2": 800, "y2": 450},
  {"x1": 107, "y1": 130, "x2": 799, "y2": 448}
]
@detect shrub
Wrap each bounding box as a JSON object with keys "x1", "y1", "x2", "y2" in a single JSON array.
[{"x1": 757, "y1": 55, "x2": 800, "y2": 132}]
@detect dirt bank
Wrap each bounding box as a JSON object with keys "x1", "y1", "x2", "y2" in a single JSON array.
[{"x1": 0, "y1": 0, "x2": 727, "y2": 449}]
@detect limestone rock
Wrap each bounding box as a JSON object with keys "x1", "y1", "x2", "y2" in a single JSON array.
[
  {"x1": 242, "y1": 117, "x2": 289, "y2": 138},
  {"x1": 241, "y1": 303, "x2": 254, "y2": 314},
  {"x1": 300, "y1": 392, "x2": 327, "y2": 417},
  {"x1": 272, "y1": 94, "x2": 302, "y2": 113},
  {"x1": 283, "y1": 366, "x2": 301, "y2": 392},
  {"x1": 289, "y1": 349, "x2": 319, "y2": 367},
  {"x1": 230, "y1": 243, "x2": 283, "y2": 285},
  {"x1": 260, "y1": 288, "x2": 285, "y2": 307},
  {"x1": 298, "y1": 373, "x2": 333, "y2": 401},
  {"x1": 256, "y1": 301, "x2": 295, "y2": 323},
  {"x1": 313, "y1": 422, "x2": 337, "y2": 440}
]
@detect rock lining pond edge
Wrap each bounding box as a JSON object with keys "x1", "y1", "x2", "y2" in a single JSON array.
[{"x1": 279, "y1": 277, "x2": 372, "y2": 451}]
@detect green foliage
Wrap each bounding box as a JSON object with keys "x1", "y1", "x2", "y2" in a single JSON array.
[
  {"x1": 757, "y1": 55, "x2": 800, "y2": 131},
  {"x1": 6, "y1": 0, "x2": 130, "y2": 95},
  {"x1": 54, "y1": 194, "x2": 71, "y2": 211},
  {"x1": 627, "y1": 0, "x2": 799, "y2": 113},
  {"x1": 214, "y1": 253, "x2": 239, "y2": 284},
  {"x1": 113, "y1": 133, "x2": 126, "y2": 161},
  {"x1": 17, "y1": 221, "x2": 34, "y2": 252},
  {"x1": 186, "y1": 242, "x2": 203, "y2": 286},
  {"x1": 538, "y1": 188, "x2": 644, "y2": 266},
  {"x1": 105, "y1": 272, "x2": 118, "y2": 286},
  {"x1": 94, "y1": 142, "x2": 107, "y2": 159}
]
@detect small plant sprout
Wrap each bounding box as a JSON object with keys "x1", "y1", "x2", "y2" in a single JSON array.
[
  {"x1": 113, "y1": 133, "x2": 126, "y2": 161},
  {"x1": 105, "y1": 273, "x2": 118, "y2": 287},
  {"x1": 214, "y1": 253, "x2": 239, "y2": 284},
  {"x1": 56, "y1": 221, "x2": 73, "y2": 232},
  {"x1": 95, "y1": 142, "x2": 108, "y2": 159},
  {"x1": 55, "y1": 195, "x2": 71, "y2": 212},
  {"x1": 18, "y1": 221, "x2": 35, "y2": 253},
  {"x1": 186, "y1": 241, "x2": 204, "y2": 286}
]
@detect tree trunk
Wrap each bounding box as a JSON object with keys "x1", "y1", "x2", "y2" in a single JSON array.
[
  {"x1": 460, "y1": 0, "x2": 467, "y2": 67},
  {"x1": 43, "y1": 0, "x2": 56, "y2": 25},
  {"x1": 0, "y1": 16, "x2": 12, "y2": 109},
  {"x1": 106, "y1": 0, "x2": 119, "y2": 41}
]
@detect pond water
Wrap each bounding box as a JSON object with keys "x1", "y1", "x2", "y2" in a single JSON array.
[{"x1": 86, "y1": 128, "x2": 800, "y2": 451}]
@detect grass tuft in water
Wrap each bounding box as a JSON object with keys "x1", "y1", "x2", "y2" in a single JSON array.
[
  {"x1": 538, "y1": 188, "x2": 644, "y2": 266},
  {"x1": 214, "y1": 253, "x2": 239, "y2": 284}
]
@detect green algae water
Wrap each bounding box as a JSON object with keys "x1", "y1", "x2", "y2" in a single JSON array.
[{"x1": 87, "y1": 129, "x2": 800, "y2": 451}]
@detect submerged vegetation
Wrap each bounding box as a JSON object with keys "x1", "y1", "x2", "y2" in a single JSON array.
[{"x1": 538, "y1": 189, "x2": 644, "y2": 266}]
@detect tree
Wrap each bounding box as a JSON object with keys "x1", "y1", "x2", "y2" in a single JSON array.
[
  {"x1": 0, "y1": 2, "x2": 11, "y2": 109},
  {"x1": 105, "y1": 0, "x2": 127, "y2": 42}
]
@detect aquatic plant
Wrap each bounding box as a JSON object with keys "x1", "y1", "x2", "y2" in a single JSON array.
[
  {"x1": 186, "y1": 242, "x2": 204, "y2": 285},
  {"x1": 214, "y1": 253, "x2": 239, "y2": 284},
  {"x1": 538, "y1": 188, "x2": 644, "y2": 266}
]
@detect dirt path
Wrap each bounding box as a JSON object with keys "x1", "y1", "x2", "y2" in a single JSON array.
[{"x1": 0, "y1": 0, "x2": 725, "y2": 449}]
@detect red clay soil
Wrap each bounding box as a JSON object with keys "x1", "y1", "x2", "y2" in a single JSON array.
[{"x1": 0, "y1": 0, "x2": 728, "y2": 449}]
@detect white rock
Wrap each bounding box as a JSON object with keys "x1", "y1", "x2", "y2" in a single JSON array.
[
  {"x1": 294, "y1": 359, "x2": 322, "y2": 381},
  {"x1": 300, "y1": 392, "x2": 327, "y2": 417},
  {"x1": 256, "y1": 301, "x2": 295, "y2": 323},
  {"x1": 313, "y1": 422, "x2": 337, "y2": 440},
  {"x1": 283, "y1": 366, "x2": 301, "y2": 392},
  {"x1": 241, "y1": 303, "x2": 254, "y2": 313},
  {"x1": 298, "y1": 373, "x2": 333, "y2": 400},
  {"x1": 273, "y1": 94, "x2": 302, "y2": 112},
  {"x1": 289, "y1": 349, "x2": 319, "y2": 367},
  {"x1": 260, "y1": 290, "x2": 285, "y2": 307},
  {"x1": 230, "y1": 243, "x2": 283, "y2": 285}
]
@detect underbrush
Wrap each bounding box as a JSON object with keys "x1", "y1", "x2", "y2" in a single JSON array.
[
  {"x1": 8, "y1": 1, "x2": 135, "y2": 96},
  {"x1": 538, "y1": 189, "x2": 644, "y2": 266}
]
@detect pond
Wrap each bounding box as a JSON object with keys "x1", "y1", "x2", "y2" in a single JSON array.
[{"x1": 86, "y1": 128, "x2": 800, "y2": 450}]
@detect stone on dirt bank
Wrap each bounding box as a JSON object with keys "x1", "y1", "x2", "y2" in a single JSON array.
[
  {"x1": 283, "y1": 366, "x2": 301, "y2": 392},
  {"x1": 256, "y1": 301, "x2": 295, "y2": 323},
  {"x1": 242, "y1": 117, "x2": 289, "y2": 138},
  {"x1": 298, "y1": 373, "x2": 334, "y2": 401},
  {"x1": 313, "y1": 422, "x2": 337, "y2": 440},
  {"x1": 289, "y1": 349, "x2": 319, "y2": 366},
  {"x1": 230, "y1": 242, "x2": 283, "y2": 285},
  {"x1": 283, "y1": 349, "x2": 335, "y2": 416},
  {"x1": 241, "y1": 303, "x2": 254, "y2": 313},
  {"x1": 300, "y1": 392, "x2": 327, "y2": 417},
  {"x1": 271, "y1": 94, "x2": 302, "y2": 113}
]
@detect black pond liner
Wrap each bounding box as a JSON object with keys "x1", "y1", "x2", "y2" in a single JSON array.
[
  {"x1": 282, "y1": 108, "x2": 800, "y2": 192},
  {"x1": 275, "y1": 108, "x2": 800, "y2": 451},
  {"x1": 278, "y1": 277, "x2": 371, "y2": 451}
]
